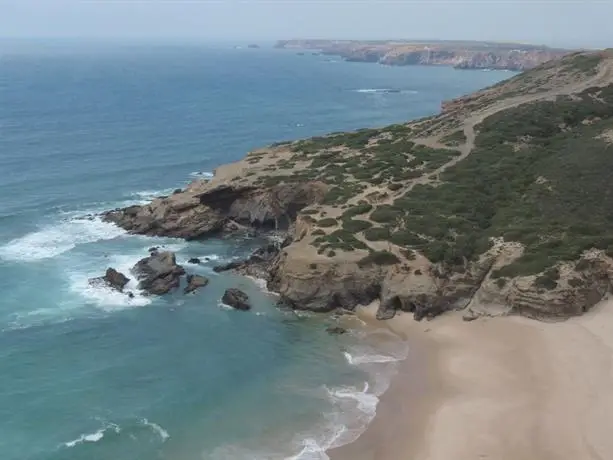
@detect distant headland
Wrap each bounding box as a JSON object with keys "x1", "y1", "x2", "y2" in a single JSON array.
[{"x1": 275, "y1": 39, "x2": 575, "y2": 71}]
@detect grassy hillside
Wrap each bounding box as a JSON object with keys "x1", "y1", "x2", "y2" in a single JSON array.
[{"x1": 243, "y1": 51, "x2": 613, "y2": 277}]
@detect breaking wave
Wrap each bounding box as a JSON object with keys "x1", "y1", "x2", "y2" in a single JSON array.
[{"x1": 0, "y1": 216, "x2": 126, "y2": 262}]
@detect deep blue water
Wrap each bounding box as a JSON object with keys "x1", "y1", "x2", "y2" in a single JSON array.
[{"x1": 0, "y1": 41, "x2": 510, "y2": 460}]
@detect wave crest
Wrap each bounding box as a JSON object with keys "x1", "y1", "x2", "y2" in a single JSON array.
[{"x1": 0, "y1": 216, "x2": 126, "y2": 262}]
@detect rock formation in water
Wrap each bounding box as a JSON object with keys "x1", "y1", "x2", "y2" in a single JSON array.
[
  {"x1": 89, "y1": 267, "x2": 130, "y2": 292},
  {"x1": 184, "y1": 274, "x2": 209, "y2": 294},
  {"x1": 132, "y1": 251, "x2": 186, "y2": 295},
  {"x1": 104, "y1": 50, "x2": 613, "y2": 321},
  {"x1": 221, "y1": 288, "x2": 252, "y2": 311}
]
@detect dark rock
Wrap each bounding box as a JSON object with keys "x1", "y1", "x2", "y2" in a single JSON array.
[
  {"x1": 89, "y1": 267, "x2": 130, "y2": 292},
  {"x1": 213, "y1": 261, "x2": 244, "y2": 273},
  {"x1": 326, "y1": 326, "x2": 347, "y2": 335},
  {"x1": 204, "y1": 257, "x2": 211, "y2": 261},
  {"x1": 187, "y1": 258, "x2": 201, "y2": 264},
  {"x1": 376, "y1": 306, "x2": 396, "y2": 320},
  {"x1": 173, "y1": 188, "x2": 182, "y2": 194},
  {"x1": 148, "y1": 247, "x2": 159, "y2": 253},
  {"x1": 127, "y1": 292, "x2": 135, "y2": 299},
  {"x1": 184, "y1": 274, "x2": 209, "y2": 294},
  {"x1": 221, "y1": 288, "x2": 251, "y2": 311},
  {"x1": 132, "y1": 251, "x2": 185, "y2": 295},
  {"x1": 104, "y1": 268, "x2": 130, "y2": 291}
]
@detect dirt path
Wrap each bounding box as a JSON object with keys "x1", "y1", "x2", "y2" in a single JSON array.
[{"x1": 412, "y1": 58, "x2": 613, "y2": 181}]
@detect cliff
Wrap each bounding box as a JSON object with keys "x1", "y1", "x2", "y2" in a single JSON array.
[
  {"x1": 275, "y1": 39, "x2": 573, "y2": 71},
  {"x1": 104, "y1": 50, "x2": 613, "y2": 322}
]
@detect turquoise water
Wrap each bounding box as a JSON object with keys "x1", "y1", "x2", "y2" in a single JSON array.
[{"x1": 0, "y1": 40, "x2": 510, "y2": 460}]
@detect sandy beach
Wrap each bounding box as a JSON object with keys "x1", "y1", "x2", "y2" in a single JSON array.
[{"x1": 329, "y1": 300, "x2": 613, "y2": 460}]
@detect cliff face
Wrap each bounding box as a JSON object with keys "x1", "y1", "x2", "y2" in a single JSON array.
[
  {"x1": 275, "y1": 39, "x2": 573, "y2": 71},
  {"x1": 105, "y1": 50, "x2": 613, "y2": 322}
]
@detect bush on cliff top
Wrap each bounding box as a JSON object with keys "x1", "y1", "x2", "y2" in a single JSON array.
[{"x1": 358, "y1": 251, "x2": 400, "y2": 268}]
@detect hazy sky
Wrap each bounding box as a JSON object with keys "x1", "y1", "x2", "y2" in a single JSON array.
[{"x1": 1, "y1": 0, "x2": 612, "y2": 48}]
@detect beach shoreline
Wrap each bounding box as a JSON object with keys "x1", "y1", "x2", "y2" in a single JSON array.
[{"x1": 329, "y1": 300, "x2": 613, "y2": 460}]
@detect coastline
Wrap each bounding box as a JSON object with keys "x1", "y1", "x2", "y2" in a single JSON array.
[{"x1": 330, "y1": 300, "x2": 613, "y2": 460}]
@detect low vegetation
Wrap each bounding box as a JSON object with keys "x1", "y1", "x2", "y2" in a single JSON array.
[{"x1": 250, "y1": 53, "x2": 613, "y2": 277}]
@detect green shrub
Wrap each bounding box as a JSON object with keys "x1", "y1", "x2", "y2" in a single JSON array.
[
  {"x1": 342, "y1": 219, "x2": 373, "y2": 233},
  {"x1": 364, "y1": 227, "x2": 391, "y2": 241},
  {"x1": 388, "y1": 183, "x2": 403, "y2": 191},
  {"x1": 358, "y1": 251, "x2": 401, "y2": 268},
  {"x1": 301, "y1": 209, "x2": 319, "y2": 215},
  {"x1": 317, "y1": 218, "x2": 338, "y2": 228},
  {"x1": 370, "y1": 205, "x2": 402, "y2": 223},
  {"x1": 342, "y1": 203, "x2": 373, "y2": 218},
  {"x1": 312, "y1": 229, "x2": 325, "y2": 236}
]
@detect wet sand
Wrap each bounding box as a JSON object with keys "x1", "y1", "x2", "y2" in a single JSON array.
[{"x1": 329, "y1": 300, "x2": 613, "y2": 460}]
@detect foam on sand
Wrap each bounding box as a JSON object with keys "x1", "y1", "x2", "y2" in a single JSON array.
[
  {"x1": 343, "y1": 351, "x2": 399, "y2": 365},
  {"x1": 0, "y1": 216, "x2": 126, "y2": 262}
]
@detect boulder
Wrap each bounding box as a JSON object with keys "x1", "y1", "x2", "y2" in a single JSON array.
[
  {"x1": 132, "y1": 251, "x2": 185, "y2": 295},
  {"x1": 88, "y1": 267, "x2": 130, "y2": 292},
  {"x1": 213, "y1": 261, "x2": 243, "y2": 273},
  {"x1": 221, "y1": 288, "x2": 251, "y2": 311},
  {"x1": 184, "y1": 274, "x2": 209, "y2": 294},
  {"x1": 187, "y1": 258, "x2": 201, "y2": 264},
  {"x1": 326, "y1": 326, "x2": 347, "y2": 335}
]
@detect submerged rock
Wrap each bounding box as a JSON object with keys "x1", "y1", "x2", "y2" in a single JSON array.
[
  {"x1": 132, "y1": 251, "x2": 185, "y2": 295},
  {"x1": 89, "y1": 267, "x2": 130, "y2": 292},
  {"x1": 221, "y1": 288, "x2": 251, "y2": 311},
  {"x1": 187, "y1": 258, "x2": 201, "y2": 265},
  {"x1": 326, "y1": 326, "x2": 347, "y2": 335},
  {"x1": 184, "y1": 274, "x2": 209, "y2": 294}
]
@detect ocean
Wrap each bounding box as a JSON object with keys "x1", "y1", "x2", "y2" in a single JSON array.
[{"x1": 0, "y1": 40, "x2": 510, "y2": 460}]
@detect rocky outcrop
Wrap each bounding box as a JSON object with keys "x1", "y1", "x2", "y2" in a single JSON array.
[
  {"x1": 89, "y1": 267, "x2": 130, "y2": 292},
  {"x1": 221, "y1": 288, "x2": 251, "y2": 311},
  {"x1": 213, "y1": 238, "x2": 290, "y2": 279},
  {"x1": 103, "y1": 180, "x2": 327, "y2": 240},
  {"x1": 184, "y1": 274, "x2": 209, "y2": 294},
  {"x1": 133, "y1": 251, "x2": 185, "y2": 295}
]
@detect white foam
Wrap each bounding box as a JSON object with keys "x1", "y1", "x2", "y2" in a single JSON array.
[
  {"x1": 185, "y1": 253, "x2": 222, "y2": 262},
  {"x1": 353, "y1": 88, "x2": 418, "y2": 94},
  {"x1": 218, "y1": 301, "x2": 234, "y2": 310},
  {"x1": 63, "y1": 423, "x2": 120, "y2": 448},
  {"x1": 326, "y1": 382, "x2": 379, "y2": 417},
  {"x1": 141, "y1": 418, "x2": 170, "y2": 442},
  {"x1": 189, "y1": 171, "x2": 214, "y2": 179},
  {"x1": 70, "y1": 273, "x2": 151, "y2": 310},
  {"x1": 69, "y1": 253, "x2": 153, "y2": 310},
  {"x1": 0, "y1": 216, "x2": 126, "y2": 262},
  {"x1": 343, "y1": 351, "x2": 399, "y2": 366},
  {"x1": 131, "y1": 188, "x2": 176, "y2": 202},
  {"x1": 285, "y1": 438, "x2": 331, "y2": 460}
]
